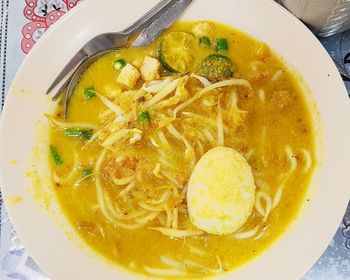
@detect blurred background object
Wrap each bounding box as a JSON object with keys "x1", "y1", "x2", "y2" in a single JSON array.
[{"x1": 277, "y1": 0, "x2": 350, "y2": 36}]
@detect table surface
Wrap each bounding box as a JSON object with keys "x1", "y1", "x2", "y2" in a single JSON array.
[{"x1": 0, "y1": 1, "x2": 349, "y2": 279}]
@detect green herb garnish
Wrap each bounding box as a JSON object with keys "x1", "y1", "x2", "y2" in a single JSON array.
[
  {"x1": 84, "y1": 87, "x2": 96, "y2": 99},
  {"x1": 199, "y1": 36, "x2": 211, "y2": 47},
  {"x1": 215, "y1": 38, "x2": 229, "y2": 51},
  {"x1": 64, "y1": 128, "x2": 93, "y2": 140},
  {"x1": 82, "y1": 169, "x2": 93, "y2": 177},
  {"x1": 138, "y1": 111, "x2": 150, "y2": 123},
  {"x1": 50, "y1": 145, "x2": 63, "y2": 166},
  {"x1": 114, "y1": 59, "x2": 126, "y2": 71}
]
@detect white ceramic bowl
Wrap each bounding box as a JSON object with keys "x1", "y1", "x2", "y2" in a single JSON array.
[{"x1": 1, "y1": 0, "x2": 350, "y2": 279}]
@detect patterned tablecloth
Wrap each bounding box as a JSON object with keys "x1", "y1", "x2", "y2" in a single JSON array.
[{"x1": 0, "y1": 1, "x2": 349, "y2": 279}]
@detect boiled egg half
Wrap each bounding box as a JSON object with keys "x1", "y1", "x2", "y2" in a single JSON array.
[{"x1": 187, "y1": 146, "x2": 256, "y2": 235}]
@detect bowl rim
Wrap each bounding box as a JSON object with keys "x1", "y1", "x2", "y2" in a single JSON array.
[{"x1": 1, "y1": 0, "x2": 350, "y2": 279}]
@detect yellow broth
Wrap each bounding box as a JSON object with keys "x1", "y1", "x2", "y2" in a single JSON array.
[{"x1": 49, "y1": 21, "x2": 316, "y2": 278}]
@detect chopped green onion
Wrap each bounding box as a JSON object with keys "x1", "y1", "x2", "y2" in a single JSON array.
[
  {"x1": 82, "y1": 169, "x2": 93, "y2": 177},
  {"x1": 114, "y1": 59, "x2": 126, "y2": 71},
  {"x1": 199, "y1": 36, "x2": 211, "y2": 47},
  {"x1": 138, "y1": 111, "x2": 150, "y2": 123},
  {"x1": 84, "y1": 87, "x2": 96, "y2": 99},
  {"x1": 64, "y1": 128, "x2": 93, "y2": 140},
  {"x1": 50, "y1": 145, "x2": 63, "y2": 166},
  {"x1": 215, "y1": 38, "x2": 229, "y2": 51}
]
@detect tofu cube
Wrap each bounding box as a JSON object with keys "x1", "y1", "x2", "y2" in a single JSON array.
[
  {"x1": 117, "y1": 64, "x2": 141, "y2": 88},
  {"x1": 140, "y1": 56, "x2": 161, "y2": 81},
  {"x1": 192, "y1": 22, "x2": 212, "y2": 37}
]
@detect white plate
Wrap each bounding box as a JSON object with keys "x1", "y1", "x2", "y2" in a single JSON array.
[{"x1": 1, "y1": 0, "x2": 350, "y2": 279}]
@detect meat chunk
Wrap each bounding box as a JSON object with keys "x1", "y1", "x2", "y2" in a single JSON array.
[
  {"x1": 117, "y1": 63, "x2": 141, "y2": 88},
  {"x1": 140, "y1": 56, "x2": 160, "y2": 81}
]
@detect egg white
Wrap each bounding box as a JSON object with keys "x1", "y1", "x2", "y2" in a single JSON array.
[{"x1": 187, "y1": 146, "x2": 256, "y2": 235}]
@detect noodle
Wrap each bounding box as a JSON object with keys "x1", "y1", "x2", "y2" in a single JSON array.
[
  {"x1": 146, "y1": 78, "x2": 181, "y2": 108},
  {"x1": 299, "y1": 148, "x2": 312, "y2": 173},
  {"x1": 102, "y1": 128, "x2": 142, "y2": 147},
  {"x1": 258, "y1": 89, "x2": 265, "y2": 103},
  {"x1": 244, "y1": 149, "x2": 254, "y2": 161},
  {"x1": 148, "y1": 191, "x2": 170, "y2": 204},
  {"x1": 271, "y1": 69, "x2": 283, "y2": 82},
  {"x1": 260, "y1": 127, "x2": 268, "y2": 168},
  {"x1": 166, "y1": 124, "x2": 182, "y2": 140},
  {"x1": 165, "y1": 209, "x2": 172, "y2": 228},
  {"x1": 285, "y1": 145, "x2": 297, "y2": 172},
  {"x1": 228, "y1": 90, "x2": 238, "y2": 109},
  {"x1": 255, "y1": 191, "x2": 272, "y2": 221},
  {"x1": 182, "y1": 136, "x2": 196, "y2": 168},
  {"x1": 149, "y1": 227, "x2": 203, "y2": 238},
  {"x1": 202, "y1": 128, "x2": 216, "y2": 143},
  {"x1": 149, "y1": 136, "x2": 160, "y2": 148},
  {"x1": 119, "y1": 181, "x2": 136, "y2": 197},
  {"x1": 217, "y1": 104, "x2": 224, "y2": 146},
  {"x1": 191, "y1": 74, "x2": 212, "y2": 87},
  {"x1": 54, "y1": 149, "x2": 80, "y2": 184},
  {"x1": 153, "y1": 163, "x2": 164, "y2": 179},
  {"x1": 158, "y1": 117, "x2": 175, "y2": 128},
  {"x1": 272, "y1": 186, "x2": 283, "y2": 208},
  {"x1": 192, "y1": 128, "x2": 207, "y2": 143},
  {"x1": 255, "y1": 178, "x2": 270, "y2": 190},
  {"x1": 184, "y1": 256, "x2": 223, "y2": 273},
  {"x1": 182, "y1": 112, "x2": 228, "y2": 132},
  {"x1": 139, "y1": 202, "x2": 165, "y2": 212},
  {"x1": 195, "y1": 140, "x2": 205, "y2": 156},
  {"x1": 94, "y1": 150, "x2": 116, "y2": 224},
  {"x1": 136, "y1": 212, "x2": 160, "y2": 224},
  {"x1": 173, "y1": 79, "x2": 252, "y2": 117},
  {"x1": 112, "y1": 175, "x2": 135, "y2": 186},
  {"x1": 96, "y1": 93, "x2": 125, "y2": 122},
  {"x1": 172, "y1": 208, "x2": 179, "y2": 229},
  {"x1": 158, "y1": 131, "x2": 172, "y2": 148},
  {"x1": 45, "y1": 114, "x2": 97, "y2": 129},
  {"x1": 160, "y1": 256, "x2": 184, "y2": 269},
  {"x1": 233, "y1": 225, "x2": 260, "y2": 239},
  {"x1": 188, "y1": 245, "x2": 206, "y2": 256},
  {"x1": 161, "y1": 170, "x2": 182, "y2": 188},
  {"x1": 144, "y1": 267, "x2": 185, "y2": 276},
  {"x1": 74, "y1": 173, "x2": 94, "y2": 188},
  {"x1": 154, "y1": 76, "x2": 189, "y2": 110},
  {"x1": 95, "y1": 150, "x2": 153, "y2": 228},
  {"x1": 84, "y1": 122, "x2": 110, "y2": 147},
  {"x1": 271, "y1": 147, "x2": 299, "y2": 208},
  {"x1": 143, "y1": 77, "x2": 174, "y2": 93}
]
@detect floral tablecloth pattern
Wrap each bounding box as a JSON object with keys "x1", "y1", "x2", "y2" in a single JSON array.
[{"x1": 0, "y1": 1, "x2": 349, "y2": 279}]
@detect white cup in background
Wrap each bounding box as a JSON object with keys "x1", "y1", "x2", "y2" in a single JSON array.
[{"x1": 277, "y1": 0, "x2": 350, "y2": 36}]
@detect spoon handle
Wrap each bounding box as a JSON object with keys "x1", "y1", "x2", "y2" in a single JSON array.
[{"x1": 132, "y1": 0, "x2": 193, "y2": 48}]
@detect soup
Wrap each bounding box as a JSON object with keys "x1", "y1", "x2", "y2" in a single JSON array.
[{"x1": 47, "y1": 21, "x2": 316, "y2": 278}]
